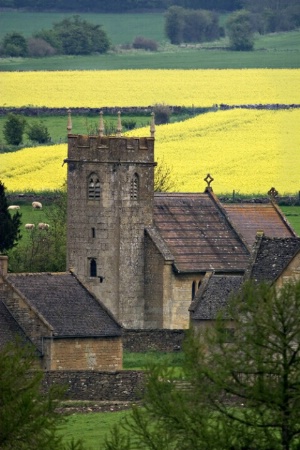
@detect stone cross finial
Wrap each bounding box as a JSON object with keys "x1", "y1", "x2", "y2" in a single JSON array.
[
  {"x1": 268, "y1": 187, "x2": 278, "y2": 202},
  {"x1": 204, "y1": 173, "x2": 214, "y2": 190},
  {"x1": 150, "y1": 112, "x2": 155, "y2": 138},
  {"x1": 98, "y1": 111, "x2": 104, "y2": 137},
  {"x1": 116, "y1": 111, "x2": 122, "y2": 137},
  {"x1": 67, "y1": 109, "x2": 72, "y2": 134}
]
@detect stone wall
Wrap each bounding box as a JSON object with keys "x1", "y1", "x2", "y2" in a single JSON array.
[
  {"x1": 123, "y1": 329, "x2": 186, "y2": 352},
  {"x1": 42, "y1": 370, "x2": 145, "y2": 401}
]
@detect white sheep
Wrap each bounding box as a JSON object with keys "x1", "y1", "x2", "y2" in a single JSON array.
[
  {"x1": 8, "y1": 205, "x2": 20, "y2": 210},
  {"x1": 38, "y1": 222, "x2": 50, "y2": 230},
  {"x1": 25, "y1": 223, "x2": 35, "y2": 230},
  {"x1": 32, "y1": 201, "x2": 42, "y2": 209}
]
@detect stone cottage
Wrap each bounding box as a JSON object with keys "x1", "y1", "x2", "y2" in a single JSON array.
[{"x1": 0, "y1": 256, "x2": 122, "y2": 371}]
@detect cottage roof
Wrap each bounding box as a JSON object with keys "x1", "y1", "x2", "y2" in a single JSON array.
[
  {"x1": 5, "y1": 272, "x2": 122, "y2": 337},
  {"x1": 190, "y1": 274, "x2": 243, "y2": 320},
  {"x1": 153, "y1": 192, "x2": 250, "y2": 273},
  {"x1": 223, "y1": 203, "x2": 297, "y2": 249},
  {"x1": 249, "y1": 237, "x2": 300, "y2": 283},
  {"x1": 0, "y1": 298, "x2": 28, "y2": 347}
]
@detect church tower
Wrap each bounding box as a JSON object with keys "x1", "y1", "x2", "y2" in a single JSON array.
[{"x1": 65, "y1": 111, "x2": 156, "y2": 328}]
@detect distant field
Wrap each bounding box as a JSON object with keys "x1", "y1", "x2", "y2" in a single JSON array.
[
  {"x1": 1, "y1": 69, "x2": 298, "y2": 108},
  {"x1": 0, "y1": 11, "x2": 166, "y2": 46},
  {"x1": 0, "y1": 11, "x2": 299, "y2": 70},
  {"x1": 2, "y1": 109, "x2": 300, "y2": 196}
]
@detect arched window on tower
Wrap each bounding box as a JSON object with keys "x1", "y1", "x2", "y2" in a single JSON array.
[
  {"x1": 88, "y1": 174, "x2": 100, "y2": 200},
  {"x1": 130, "y1": 173, "x2": 139, "y2": 200},
  {"x1": 90, "y1": 259, "x2": 97, "y2": 277}
]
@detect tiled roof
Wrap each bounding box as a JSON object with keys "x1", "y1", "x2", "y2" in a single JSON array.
[
  {"x1": 153, "y1": 192, "x2": 250, "y2": 273},
  {"x1": 5, "y1": 272, "x2": 122, "y2": 337},
  {"x1": 249, "y1": 237, "x2": 300, "y2": 283},
  {"x1": 190, "y1": 274, "x2": 243, "y2": 320},
  {"x1": 223, "y1": 203, "x2": 297, "y2": 249},
  {"x1": 0, "y1": 296, "x2": 28, "y2": 348}
]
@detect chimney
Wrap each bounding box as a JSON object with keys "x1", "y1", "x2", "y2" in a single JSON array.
[{"x1": 0, "y1": 255, "x2": 8, "y2": 278}]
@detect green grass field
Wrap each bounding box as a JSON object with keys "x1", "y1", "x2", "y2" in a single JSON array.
[
  {"x1": 0, "y1": 11, "x2": 299, "y2": 70},
  {"x1": 0, "y1": 114, "x2": 156, "y2": 147}
]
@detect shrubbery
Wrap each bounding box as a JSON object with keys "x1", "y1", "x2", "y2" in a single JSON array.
[{"x1": 132, "y1": 36, "x2": 158, "y2": 51}]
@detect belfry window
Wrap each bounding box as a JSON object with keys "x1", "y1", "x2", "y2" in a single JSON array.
[
  {"x1": 88, "y1": 175, "x2": 100, "y2": 200},
  {"x1": 130, "y1": 173, "x2": 139, "y2": 200},
  {"x1": 90, "y1": 259, "x2": 97, "y2": 277}
]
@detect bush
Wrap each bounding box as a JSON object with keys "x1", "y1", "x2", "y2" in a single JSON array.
[
  {"x1": 132, "y1": 36, "x2": 158, "y2": 51},
  {"x1": 153, "y1": 103, "x2": 171, "y2": 125},
  {"x1": 27, "y1": 37, "x2": 56, "y2": 57},
  {"x1": 122, "y1": 119, "x2": 137, "y2": 130},
  {"x1": 3, "y1": 113, "x2": 26, "y2": 146},
  {"x1": 1, "y1": 32, "x2": 27, "y2": 57},
  {"x1": 26, "y1": 121, "x2": 51, "y2": 143},
  {"x1": 226, "y1": 10, "x2": 254, "y2": 51}
]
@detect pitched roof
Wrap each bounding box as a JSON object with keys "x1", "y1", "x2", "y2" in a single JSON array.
[
  {"x1": 0, "y1": 298, "x2": 28, "y2": 348},
  {"x1": 5, "y1": 272, "x2": 122, "y2": 337},
  {"x1": 223, "y1": 203, "x2": 297, "y2": 249},
  {"x1": 153, "y1": 192, "x2": 250, "y2": 273},
  {"x1": 249, "y1": 237, "x2": 300, "y2": 283},
  {"x1": 190, "y1": 274, "x2": 243, "y2": 320}
]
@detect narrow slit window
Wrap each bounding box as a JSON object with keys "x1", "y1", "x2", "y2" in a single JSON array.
[
  {"x1": 88, "y1": 175, "x2": 100, "y2": 200},
  {"x1": 92, "y1": 227, "x2": 96, "y2": 238},
  {"x1": 192, "y1": 281, "x2": 196, "y2": 300},
  {"x1": 90, "y1": 259, "x2": 97, "y2": 277},
  {"x1": 130, "y1": 173, "x2": 139, "y2": 200}
]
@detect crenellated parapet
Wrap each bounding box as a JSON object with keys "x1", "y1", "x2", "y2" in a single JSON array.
[
  {"x1": 67, "y1": 134, "x2": 155, "y2": 164},
  {"x1": 66, "y1": 109, "x2": 155, "y2": 165}
]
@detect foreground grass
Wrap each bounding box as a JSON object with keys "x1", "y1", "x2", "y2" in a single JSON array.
[{"x1": 59, "y1": 410, "x2": 130, "y2": 450}]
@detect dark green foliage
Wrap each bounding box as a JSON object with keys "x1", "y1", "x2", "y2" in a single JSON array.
[
  {"x1": 3, "y1": 113, "x2": 26, "y2": 146},
  {"x1": 226, "y1": 9, "x2": 254, "y2": 50},
  {"x1": 153, "y1": 103, "x2": 171, "y2": 125},
  {"x1": 165, "y1": 6, "x2": 222, "y2": 44},
  {"x1": 26, "y1": 120, "x2": 51, "y2": 143},
  {"x1": 8, "y1": 188, "x2": 66, "y2": 272},
  {"x1": 122, "y1": 119, "x2": 137, "y2": 130},
  {"x1": 0, "y1": 339, "x2": 87, "y2": 450},
  {"x1": 0, "y1": 181, "x2": 22, "y2": 254},
  {"x1": 1, "y1": 32, "x2": 27, "y2": 56},
  {"x1": 0, "y1": 340, "x2": 62, "y2": 450},
  {"x1": 104, "y1": 280, "x2": 300, "y2": 450}
]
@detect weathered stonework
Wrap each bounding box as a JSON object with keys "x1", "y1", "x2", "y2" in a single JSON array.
[{"x1": 66, "y1": 135, "x2": 155, "y2": 329}]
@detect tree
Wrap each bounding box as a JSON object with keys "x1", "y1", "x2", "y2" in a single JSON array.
[
  {"x1": 165, "y1": 6, "x2": 185, "y2": 44},
  {"x1": 0, "y1": 181, "x2": 22, "y2": 254},
  {"x1": 26, "y1": 120, "x2": 51, "y2": 143},
  {"x1": 1, "y1": 32, "x2": 27, "y2": 57},
  {"x1": 226, "y1": 9, "x2": 254, "y2": 50},
  {"x1": 52, "y1": 15, "x2": 110, "y2": 55},
  {"x1": 154, "y1": 158, "x2": 177, "y2": 192},
  {"x1": 8, "y1": 187, "x2": 67, "y2": 273},
  {"x1": 0, "y1": 339, "x2": 86, "y2": 450},
  {"x1": 3, "y1": 113, "x2": 26, "y2": 146},
  {"x1": 104, "y1": 280, "x2": 300, "y2": 450}
]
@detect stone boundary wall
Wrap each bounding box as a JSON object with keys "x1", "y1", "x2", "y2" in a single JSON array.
[
  {"x1": 123, "y1": 329, "x2": 186, "y2": 352},
  {"x1": 1, "y1": 104, "x2": 299, "y2": 117},
  {"x1": 42, "y1": 370, "x2": 145, "y2": 401}
]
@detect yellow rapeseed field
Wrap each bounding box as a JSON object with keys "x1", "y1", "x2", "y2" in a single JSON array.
[
  {"x1": 0, "y1": 69, "x2": 299, "y2": 107},
  {"x1": 1, "y1": 109, "x2": 299, "y2": 195}
]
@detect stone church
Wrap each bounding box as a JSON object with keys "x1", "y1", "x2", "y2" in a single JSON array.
[
  {"x1": 64, "y1": 111, "x2": 298, "y2": 330},
  {"x1": 1, "y1": 111, "x2": 299, "y2": 371}
]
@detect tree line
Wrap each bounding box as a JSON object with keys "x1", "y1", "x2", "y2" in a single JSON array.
[{"x1": 0, "y1": 0, "x2": 242, "y2": 13}]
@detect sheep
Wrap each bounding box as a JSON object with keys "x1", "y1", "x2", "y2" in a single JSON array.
[
  {"x1": 32, "y1": 201, "x2": 42, "y2": 209},
  {"x1": 8, "y1": 205, "x2": 20, "y2": 210},
  {"x1": 38, "y1": 222, "x2": 49, "y2": 230},
  {"x1": 25, "y1": 223, "x2": 35, "y2": 230}
]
